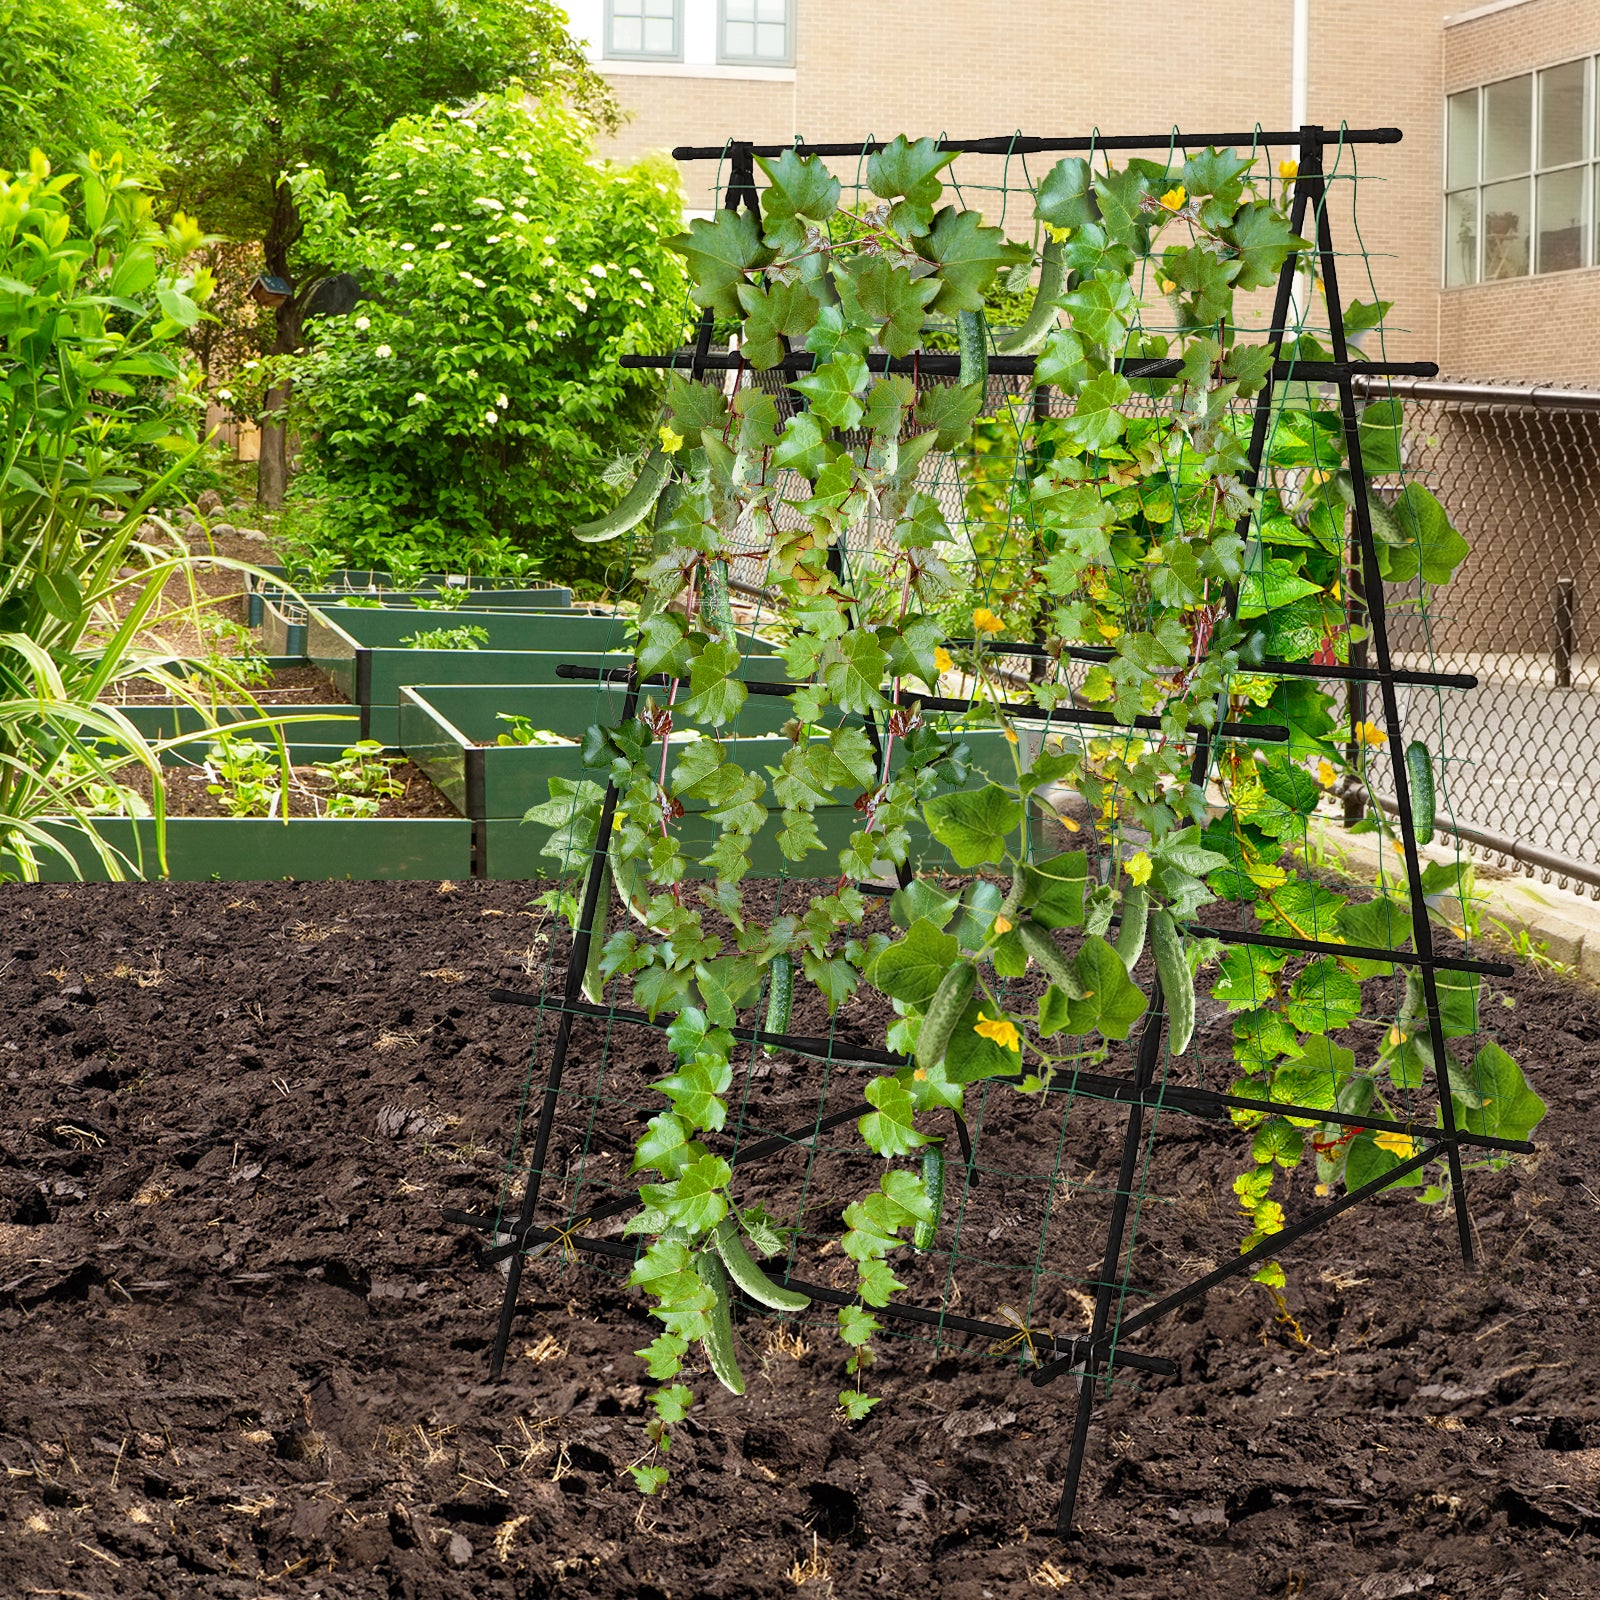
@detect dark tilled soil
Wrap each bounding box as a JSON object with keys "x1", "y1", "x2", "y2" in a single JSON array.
[
  {"x1": 103, "y1": 667, "x2": 346, "y2": 708},
  {"x1": 2, "y1": 879, "x2": 1598, "y2": 1600},
  {"x1": 113, "y1": 757, "x2": 459, "y2": 820}
]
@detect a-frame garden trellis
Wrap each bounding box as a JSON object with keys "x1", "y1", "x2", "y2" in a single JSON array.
[{"x1": 448, "y1": 123, "x2": 1535, "y2": 1535}]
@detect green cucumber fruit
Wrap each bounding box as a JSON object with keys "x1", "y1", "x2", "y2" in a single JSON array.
[
  {"x1": 916, "y1": 960, "x2": 978, "y2": 1073},
  {"x1": 913, "y1": 1142, "x2": 946, "y2": 1252},
  {"x1": 996, "y1": 237, "x2": 1067, "y2": 356},
  {"x1": 1148, "y1": 908, "x2": 1195, "y2": 1056},
  {"x1": 1015, "y1": 917, "x2": 1087, "y2": 999},
  {"x1": 695, "y1": 1250, "x2": 745, "y2": 1395},
  {"x1": 700, "y1": 558, "x2": 735, "y2": 633},
  {"x1": 1114, "y1": 884, "x2": 1149, "y2": 974},
  {"x1": 712, "y1": 1217, "x2": 810, "y2": 1312},
  {"x1": 956, "y1": 308, "x2": 989, "y2": 390},
  {"x1": 1405, "y1": 739, "x2": 1435, "y2": 845},
  {"x1": 763, "y1": 952, "x2": 793, "y2": 1057},
  {"x1": 609, "y1": 835, "x2": 651, "y2": 928},
  {"x1": 579, "y1": 860, "x2": 612, "y2": 1005},
  {"x1": 574, "y1": 444, "x2": 671, "y2": 544}
]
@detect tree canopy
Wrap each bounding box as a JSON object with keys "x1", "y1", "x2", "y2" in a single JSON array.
[{"x1": 0, "y1": 0, "x2": 165, "y2": 174}]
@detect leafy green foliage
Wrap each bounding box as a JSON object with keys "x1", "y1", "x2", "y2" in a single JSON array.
[
  {"x1": 0, "y1": 154, "x2": 269, "y2": 878},
  {"x1": 516, "y1": 138, "x2": 1538, "y2": 1490},
  {"x1": 0, "y1": 0, "x2": 164, "y2": 175},
  {"x1": 282, "y1": 91, "x2": 689, "y2": 589}
]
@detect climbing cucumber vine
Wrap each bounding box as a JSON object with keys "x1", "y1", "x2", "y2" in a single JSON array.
[{"x1": 541, "y1": 138, "x2": 1546, "y2": 1492}]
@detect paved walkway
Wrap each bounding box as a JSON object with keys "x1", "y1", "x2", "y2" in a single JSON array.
[{"x1": 1306, "y1": 812, "x2": 1600, "y2": 985}]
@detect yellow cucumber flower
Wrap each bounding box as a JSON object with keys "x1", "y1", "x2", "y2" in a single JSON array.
[
  {"x1": 1125, "y1": 851, "x2": 1154, "y2": 886},
  {"x1": 971, "y1": 606, "x2": 1005, "y2": 635},
  {"x1": 1373, "y1": 1130, "x2": 1419, "y2": 1159},
  {"x1": 973, "y1": 1013, "x2": 1021, "y2": 1053},
  {"x1": 658, "y1": 423, "x2": 685, "y2": 454}
]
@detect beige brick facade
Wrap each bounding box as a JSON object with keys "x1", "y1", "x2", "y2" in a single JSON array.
[{"x1": 589, "y1": 0, "x2": 1600, "y2": 386}]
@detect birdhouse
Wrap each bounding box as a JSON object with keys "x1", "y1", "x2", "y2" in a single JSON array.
[{"x1": 248, "y1": 274, "x2": 292, "y2": 308}]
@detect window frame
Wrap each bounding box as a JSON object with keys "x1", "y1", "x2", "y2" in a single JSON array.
[
  {"x1": 1445, "y1": 55, "x2": 1597, "y2": 287},
  {"x1": 717, "y1": 0, "x2": 794, "y2": 68},
  {"x1": 604, "y1": 0, "x2": 684, "y2": 62}
]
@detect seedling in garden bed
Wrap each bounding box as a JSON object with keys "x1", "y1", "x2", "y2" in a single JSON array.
[
  {"x1": 204, "y1": 734, "x2": 283, "y2": 818},
  {"x1": 400, "y1": 624, "x2": 489, "y2": 650},
  {"x1": 314, "y1": 740, "x2": 405, "y2": 817},
  {"x1": 494, "y1": 714, "x2": 577, "y2": 748},
  {"x1": 481, "y1": 129, "x2": 1548, "y2": 1529},
  {"x1": 200, "y1": 615, "x2": 275, "y2": 689}
]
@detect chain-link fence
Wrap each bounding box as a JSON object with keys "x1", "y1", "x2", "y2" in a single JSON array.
[
  {"x1": 1361, "y1": 376, "x2": 1600, "y2": 892},
  {"x1": 717, "y1": 361, "x2": 1600, "y2": 890}
]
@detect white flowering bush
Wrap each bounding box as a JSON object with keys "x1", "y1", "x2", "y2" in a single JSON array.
[{"x1": 286, "y1": 88, "x2": 688, "y2": 585}]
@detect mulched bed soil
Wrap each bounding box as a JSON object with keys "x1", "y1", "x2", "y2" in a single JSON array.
[
  {"x1": 102, "y1": 667, "x2": 346, "y2": 708},
  {"x1": 112, "y1": 756, "x2": 459, "y2": 819},
  {"x1": 3, "y1": 878, "x2": 1598, "y2": 1599}
]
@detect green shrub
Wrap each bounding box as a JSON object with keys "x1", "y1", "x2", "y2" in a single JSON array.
[
  {"x1": 285, "y1": 89, "x2": 690, "y2": 592},
  {"x1": 0, "y1": 152, "x2": 278, "y2": 876},
  {"x1": 0, "y1": 0, "x2": 165, "y2": 175}
]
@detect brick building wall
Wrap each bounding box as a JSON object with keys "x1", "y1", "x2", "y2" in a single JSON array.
[
  {"x1": 1439, "y1": 0, "x2": 1600, "y2": 382},
  {"x1": 577, "y1": 0, "x2": 1600, "y2": 663}
]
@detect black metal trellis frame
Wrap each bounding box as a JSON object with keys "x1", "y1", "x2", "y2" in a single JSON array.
[{"x1": 453, "y1": 123, "x2": 1533, "y2": 1538}]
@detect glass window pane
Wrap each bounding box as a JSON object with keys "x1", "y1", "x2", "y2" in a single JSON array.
[
  {"x1": 1482, "y1": 176, "x2": 1531, "y2": 277},
  {"x1": 725, "y1": 19, "x2": 753, "y2": 55},
  {"x1": 1536, "y1": 166, "x2": 1588, "y2": 272},
  {"x1": 755, "y1": 21, "x2": 785, "y2": 56},
  {"x1": 611, "y1": 14, "x2": 643, "y2": 51},
  {"x1": 1445, "y1": 190, "x2": 1479, "y2": 286},
  {"x1": 1483, "y1": 76, "x2": 1532, "y2": 179},
  {"x1": 1539, "y1": 60, "x2": 1588, "y2": 168},
  {"x1": 643, "y1": 15, "x2": 674, "y2": 50},
  {"x1": 758, "y1": 0, "x2": 785, "y2": 18},
  {"x1": 726, "y1": 0, "x2": 754, "y2": 17},
  {"x1": 1447, "y1": 90, "x2": 1479, "y2": 189}
]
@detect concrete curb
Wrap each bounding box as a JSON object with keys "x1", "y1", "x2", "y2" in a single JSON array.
[{"x1": 1305, "y1": 814, "x2": 1600, "y2": 985}]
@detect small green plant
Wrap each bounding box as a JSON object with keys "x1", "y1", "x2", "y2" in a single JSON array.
[
  {"x1": 314, "y1": 739, "x2": 403, "y2": 817},
  {"x1": 495, "y1": 714, "x2": 576, "y2": 748},
  {"x1": 339, "y1": 594, "x2": 383, "y2": 608},
  {"x1": 412, "y1": 587, "x2": 470, "y2": 611},
  {"x1": 400, "y1": 624, "x2": 489, "y2": 651},
  {"x1": 199, "y1": 613, "x2": 274, "y2": 688},
  {"x1": 204, "y1": 734, "x2": 282, "y2": 817},
  {"x1": 1489, "y1": 917, "x2": 1572, "y2": 975},
  {"x1": 55, "y1": 749, "x2": 151, "y2": 817}
]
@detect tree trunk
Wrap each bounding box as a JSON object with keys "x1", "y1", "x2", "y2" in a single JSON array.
[
  {"x1": 257, "y1": 181, "x2": 303, "y2": 510},
  {"x1": 257, "y1": 375, "x2": 292, "y2": 508}
]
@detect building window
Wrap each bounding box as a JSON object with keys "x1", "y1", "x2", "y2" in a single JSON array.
[
  {"x1": 1445, "y1": 57, "x2": 1595, "y2": 286},
  {"x1": 719, "y1": 0, "x2": 791, "y2": 65},
  {"x1": 606, "y1": 0, "x2": 681, "y2": 59}
]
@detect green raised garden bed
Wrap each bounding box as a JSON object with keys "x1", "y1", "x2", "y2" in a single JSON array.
[
  {"x1": 307, "y1": 608, "x2": 779, "y2": 745},
  {"x1": 397, "y1": 683, "x2": 1018, "y2": 881},
  {"x1": 257, "y1": 590, "x2": 577, "y2": 655},
  {"x1": 244, "y1": 567, "x2": 563, "y2": 627},
  {"x1": 12, "y1": 817, "x2": 471, "y2": 883},
  {"x1": 114, "y1": 703, "x2": 362, "y2": 766},
  {"x1": 399, "y1": 684, "x2": 796, "y2": 818}
]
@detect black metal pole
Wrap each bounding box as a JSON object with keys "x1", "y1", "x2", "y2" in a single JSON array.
[
  {"x1": 487, "y1": 682, "x2": 640, "y2": 1377},
  {"x1": 1312, "y1": 144, "x2": 1476, "y2": 1265},
  {"x1": 1052, "y1": 123, "x2": 1322, "y2": 1538}
]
